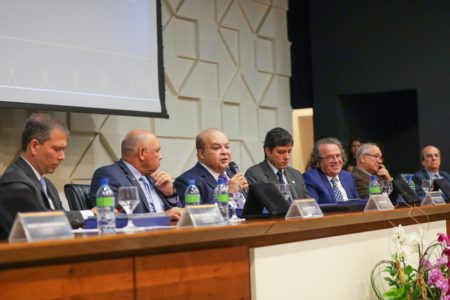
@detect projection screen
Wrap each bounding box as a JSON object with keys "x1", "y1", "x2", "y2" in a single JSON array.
[{"x1": 0, "y1": 0, "x2": 167, "y2": 118}]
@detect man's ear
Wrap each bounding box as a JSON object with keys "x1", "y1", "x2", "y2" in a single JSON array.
[
  {"x1": 137, "y1": 146, "x2": 146, "y2": 161},
  {"x1": 264, "y1": 147, "x2": 271, "y2": 158},
  {"x1": 28, "y1": 139, "x2": 40, "y2": 156},
  {"x1": 197, "y1": 149, "x2": 204, "y2": 161}
]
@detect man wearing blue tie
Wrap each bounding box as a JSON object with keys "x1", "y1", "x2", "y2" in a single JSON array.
[
  {"x1": 303, "y1": 138, "x2": 359, "y2": 204},
  {"x1": 245, "y1": 127, "x2": 309, "y2": 200},
  {"x1": 89, "y1": 129, "x2": 183, "y2": 220},
  {"x1": 413, "y1": 145, "x2": 450, "y2": 197}
]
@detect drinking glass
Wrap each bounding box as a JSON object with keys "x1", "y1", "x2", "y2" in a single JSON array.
[
  {"x1": 117, "y1": 186, "x2": 140, "y2": 232},
  {"x1": 422, "y1": 179, "x2": 434, "y2": 193},
  {"x1": 228, "y1": 192, "x2": 246, "y2": 224},
  {"x1": 380, "y1": 180, "x2": 393, "y2": 195},
  {"x1": 276, "y1": 184, "x2": 292, "y2": 202}
]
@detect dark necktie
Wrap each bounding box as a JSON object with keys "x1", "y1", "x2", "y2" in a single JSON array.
[
  {"x1": 277, "y1": 170, "x2": 285, "y2": 184},
  {"x1": 331, "y1": 178, "x2": 344, "y2": 202}
]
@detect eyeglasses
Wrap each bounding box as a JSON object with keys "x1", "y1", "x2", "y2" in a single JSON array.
[
  {"x1": 319, "y1": 154, "x2": 342, "y2": 162},
  {"x1": 364, "y1": 153, "x2": 383, "y2": 161}
]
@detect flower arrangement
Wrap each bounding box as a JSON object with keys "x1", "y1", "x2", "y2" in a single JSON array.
[{"x1": 371, "y1": 225, "x2": 450, "y2": 300}]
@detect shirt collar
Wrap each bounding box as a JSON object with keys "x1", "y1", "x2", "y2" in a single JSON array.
[
  {"x1": 356, "y1": 166, "x2": 372, "y2": 177},
  {"x1": 122, "y1": 159, "x2": 144, "y2": 181},
  {"x1": 199, "y1": 161, "x2": 222, "y2": 181},
  {"x1": 266, "y1": 160, "x2": 282, "y2": 175},
  {"x1": 426, "y1": 170, "x2": 440, "y2": 178},
  {"x1": 21, "y1": 156, "x2": 43, "y2": 181}
]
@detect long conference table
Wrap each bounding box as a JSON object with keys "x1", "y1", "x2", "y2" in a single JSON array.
[{"x1": 1, "y1": 205, "x2": 450, "y2": 300}]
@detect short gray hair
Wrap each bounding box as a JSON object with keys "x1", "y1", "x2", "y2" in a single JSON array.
[
  {"x1": 355, "y1": 143, "x2": 378, "y2": 161},
  {"x1": 309, "y1": 137, "x2": 347, "y2": 169}
]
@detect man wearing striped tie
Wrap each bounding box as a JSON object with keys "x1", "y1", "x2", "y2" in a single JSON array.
[
  {"x1": 89, "y1": 129, "x2": 184, "y2": 220},
  {"x1": 303, "y1": 138, "x2": 360, "y2": 204}
]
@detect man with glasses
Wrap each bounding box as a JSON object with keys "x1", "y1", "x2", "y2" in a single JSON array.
[
  {"x1": 351, "y1": 143, "x2": 392, "y2": 199},
  {"x1": 303, "y1": 138, "x2": 359, "y2": 204},
  {"x1": 412, "y1": 145, "x2": 450, "y2": 197}
]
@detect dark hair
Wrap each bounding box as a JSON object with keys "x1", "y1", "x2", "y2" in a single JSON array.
[
  {"x1": 309, "y1": 137, "x2": 347, "y2": 169},
  {"x1": 347, "y1": 137, "x2": 364, "y2": 156},
  {"x1": 263, "y1": 128, "x2": 293, "y2": 155},
  {"x1": 21, "y1": 113, "x2": 67, "y2": 152}
]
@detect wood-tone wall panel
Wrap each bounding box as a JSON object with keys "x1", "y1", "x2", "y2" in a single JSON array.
[
  {"x1": 135, "y1": 246, "x2": 250, "y2": 300},
  {"x1": 0, "y1": 258, "x2": 134, "y2": 300}
]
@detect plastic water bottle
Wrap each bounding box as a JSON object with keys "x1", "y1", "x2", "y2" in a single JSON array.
[
  {"x1": 407, "y1": 175, "x2": 416, "y2": 193},
  {"x1": 185, "y1": 179, "x2": 200, "y2": 205},
  {"x1": 368, "y1": 175, "x2": 381, "y2": 196},
  {"x1": 215, "y1": 178, "x2": 229, "y2": 222},
  {"x1": 96, "y1": 178, "x2": 116, "y2": 234}
]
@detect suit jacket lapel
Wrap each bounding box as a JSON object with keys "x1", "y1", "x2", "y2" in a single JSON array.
[
  {"x1": 262, "y1": 161, "x2": 279, "y2": 185},
  {"x1": 117, "y1": 160, "x2": 150, "y2": 212},
  {"x1": 196, "y1": 162, "x2": 218, "y2": 190},
  {"x1": 318, "y1": 169, "x2": 335, "y2": 201},
  {"x1": 16, "y1": 157, "x2": 50, "y2": 209}
]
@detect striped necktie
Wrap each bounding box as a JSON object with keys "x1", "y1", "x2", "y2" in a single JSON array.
[{"x1": 331, "y1": 177, "x2": 344, "y2": 202}]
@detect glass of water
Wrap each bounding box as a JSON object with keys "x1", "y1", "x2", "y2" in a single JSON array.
[
  {"x1": 380, "y1": 180, "x2": 393, "y2": 195},
  {"x1": 276, "y1": 183, "x2": 292, "y2": 202},
  {"x1": 422, "y1": 179, "x2": 434, "y2": 193},
  {"x1": 117, "y1": 186, "x2": 140, "y2": 232}
]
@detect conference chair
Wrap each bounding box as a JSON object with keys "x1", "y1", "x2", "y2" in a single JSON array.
[{"x1": 64, "y1": 184, "x2": 92, "y2": 210}]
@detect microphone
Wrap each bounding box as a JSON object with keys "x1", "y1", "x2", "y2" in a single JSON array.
[
  {"x1": 229, "y1": 161, "x2": 240, "y2": 175},
  {"x1": 229, "y1": 161, "x2": 248, "y2": 194}
]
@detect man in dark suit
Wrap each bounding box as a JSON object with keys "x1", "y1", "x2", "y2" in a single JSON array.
[
  {"x1": 413, "y1": 145, "x2": 450, "y2": 197},
  {"x1": 303, "y1": 138, "x2": 359, "y2": 204},
  {"x1": 245, "y1": 127, "x2": 309, "y2": 200},
  {"x1": 351, "y1": 143, "x2": 392, "y2": 199},
  {"x1": 0, "y1": 113, "x2": 85, "y2": 239},
  {"x1": 89, "y1": 129, "x2": 183, "y2": 220},
  {"x1": 174, "y1": 128, "x2": 249, "y2": 204}
]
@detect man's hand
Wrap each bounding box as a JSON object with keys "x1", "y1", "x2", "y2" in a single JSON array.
[
  {"x1": 165, "y1": 207, "x2": 184, "y2": 221},
  {"x1": 228, "y1": 172, "x2": 249, "y2": 193},
  {"x1": 150, "y1": 170, "x2": 175, "y2": 196},
  {"x1": 377, "y1": 164, "x2": 392, "y2": 181}
]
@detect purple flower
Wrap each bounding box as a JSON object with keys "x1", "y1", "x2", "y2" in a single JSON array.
[{"x1": 438, "y1": 233, "x2": 450, "y2": 245}]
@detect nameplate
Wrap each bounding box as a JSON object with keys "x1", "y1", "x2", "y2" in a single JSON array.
[
  {"x1": 364, "y1": 194, "x2": 395, "y2": 212},
  {"x1": 9, "y1": 211, "x2": 74, "y2": 243},
  {"x1": 421, "y1": 191, "x2": 446, "y2": 206},
  {"x1": 177, "y1": 205, "x2": 226, "y2": 228},
  {"x1": 285, "y1": 198, "x2": 323, "y2": 220}
]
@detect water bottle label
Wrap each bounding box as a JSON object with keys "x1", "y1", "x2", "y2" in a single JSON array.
[
  {"x1": 369, "y1": 187, "x2": 381, "y2": 194},
  {"x1": 218, "y1": 193, "x2": 229, "y2": 203},
  {"x1": 96, "y1": 196, "x2": 114, "y2": 207},
  {"x1": 185, "y1": 194, "x2": 200, "y2": 204}
]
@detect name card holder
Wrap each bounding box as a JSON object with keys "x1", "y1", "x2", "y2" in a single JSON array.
[
  {"x1": 177, "y1": 205, "x2": 226, "y2": 228},
  {"x1": 421, "y1": 191, "x2": 446, "y2": 206},
  {"x1": 285, "y1": 198, "x2": 323, "y2": 220},
  {"x1": 9, "y1": 211, "x2": 74, "y2": 243},
  {"x1": 364, "y1": 194, "x2": 395, "y2": 212}
]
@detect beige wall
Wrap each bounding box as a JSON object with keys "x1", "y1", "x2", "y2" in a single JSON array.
[{"x1": 0, "y1": 0, "x2": 291, "y2": 207}]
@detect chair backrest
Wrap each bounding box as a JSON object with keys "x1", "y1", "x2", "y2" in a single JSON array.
[{"x1": 64, "y1": 184, "x2": 91, "y2": 210}]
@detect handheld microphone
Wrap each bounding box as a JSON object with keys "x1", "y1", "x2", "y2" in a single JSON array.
[
  {"x1": 229, "y1": 161, "x2": 240, "y2": 175},
  {"x1": 229, "y1": 161, "x2": 248, "y2": 194}
]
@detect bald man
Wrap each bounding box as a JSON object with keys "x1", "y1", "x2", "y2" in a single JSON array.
[
  {"x1": 174, "y1": 128, "x2": 249, "y2": 205},
  {"x1": 413, "y1": 145, "x2": 450, "y2": 197},
  {"x1": 89, "y1": 129, "x2": 183, "y2": 220}
]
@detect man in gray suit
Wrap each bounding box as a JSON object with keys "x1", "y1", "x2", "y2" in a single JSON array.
[{"x1": 245, "y1": 127, "x2": 309, "y2": 200}]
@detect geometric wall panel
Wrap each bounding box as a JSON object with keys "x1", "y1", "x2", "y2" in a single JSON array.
[{"x1": 0, "y1": 1, "x2": 293, "y2": 198}]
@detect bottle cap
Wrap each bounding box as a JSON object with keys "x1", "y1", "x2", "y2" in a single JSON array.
[
  {"x1": 100, "y1": 178, "x2": 109, "y2": 185},
  {"x1": 188, "y1": 179, "x2": 196, "y2": 185},
  {"x1": 370, "y1": 175, "x2": 377, "y2": 181},
  {"x1": 217, "y1": 178, "x2": 225, "y2": 184}
]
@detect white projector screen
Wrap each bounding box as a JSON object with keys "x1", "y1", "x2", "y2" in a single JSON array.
[{"x1": 0, "y1": 0, "x2": 167, "y2": 118}]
